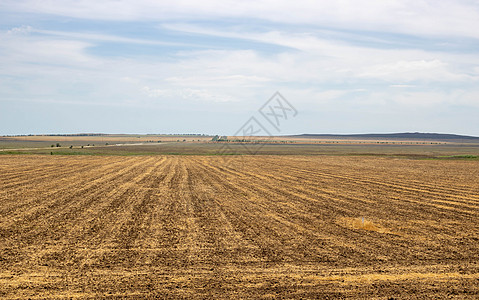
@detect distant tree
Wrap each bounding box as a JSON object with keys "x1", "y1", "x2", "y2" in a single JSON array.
[
  {"x1": 56, "y1": 143, "x2": 61, "y2": 147},
  {"x1": 69, "y1": 145, "x2": 73, "y2": 149},
  {"x1": 51, "y1": 144, "x2": 54, "y2": 147},
  {"x1": 212, "y1": 135, "x2": 219, "y2": 141}
]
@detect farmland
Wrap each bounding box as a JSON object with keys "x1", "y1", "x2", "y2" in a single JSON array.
[{"x1": 1, "y1": 154, "x2": 479, "y2": 298}]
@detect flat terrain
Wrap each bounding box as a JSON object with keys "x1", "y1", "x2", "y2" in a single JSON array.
[
  {"x1": 1, "y1": 154, "x2": 479, "y2": 298},
  {"x1": 2, "y1": 134, "x2": 478, "y2": 160},
  {"x1": 2, "y1": 140, "x2": 479, "y2": 158}
]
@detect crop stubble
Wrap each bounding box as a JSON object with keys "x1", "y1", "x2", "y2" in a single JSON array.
[{"x1": 0, "y1": 155, "x2": 478, "y2": 298}]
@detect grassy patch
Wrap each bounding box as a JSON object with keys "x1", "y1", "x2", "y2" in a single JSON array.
[{"x1": 435, "y1": 155, "x2": 479, "y2": 160}]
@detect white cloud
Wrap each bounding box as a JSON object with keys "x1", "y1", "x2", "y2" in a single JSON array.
[
  {"x1": 1, "y1": 31, "x2": 98, "y2": 70},
  {"x1": 33, "y1": 28, "x2": 200, "y2": 48},
  {"x1": 7, "y1": 25, "x2": 33, "y2": 35},
  {"x1": 2, "y1": 25, "x2": 478, "y2": 111},
  {"x1": 358, "y1": 59, "x2": 464, "y2": 82},
  {"x1": 390, "y1": 84, "x2": 415, "y2": 88},
  {"x1": 161, "y1": 23, "x2": 479, "y2": 84},
  {"x1": 1, "y1": 2, "x2": 479, "y2": 116},
  {"x1": 3, "y1": 0, "x2": 479, "y2": 39},
  {"x1": 141, "y1": 86, "x2": 235, "y2": 102},
  {"x1": 390, "y1": 90, "x2": 479, "y2": 107},
  {"x1": 165, "y1": 74, "x2": 271, "y2": 88}
]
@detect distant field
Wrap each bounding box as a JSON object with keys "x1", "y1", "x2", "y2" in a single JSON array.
[
  {"x1": 73, "y1": 142, "x2": 479, "y2": 158},
  {"x1": 0, "y1": 135, "x2": 211, "y2": 149},
  {"x1": 1, "y1": 140, "x2": 479, "y2": 159},
  {"x1": 1, "y1": 155, "x2": 478, "y2": 298}
]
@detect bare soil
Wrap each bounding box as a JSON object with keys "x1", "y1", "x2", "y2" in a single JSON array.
[{"x1": 1, "y1": 155, "x2": 478, "y2": 298}]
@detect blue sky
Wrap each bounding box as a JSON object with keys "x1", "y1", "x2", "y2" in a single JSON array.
[{"x1": 1, "y1": 0, "x2": 479, "y2": 136}]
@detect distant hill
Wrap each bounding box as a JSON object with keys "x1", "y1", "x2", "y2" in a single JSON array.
[{"x1": 291, "y1": 132, "x2": 479, "y2": 142}]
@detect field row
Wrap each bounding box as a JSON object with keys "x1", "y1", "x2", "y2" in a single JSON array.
[{"x1": 1, "y1": 155, "x2": 478, "y2": 298}]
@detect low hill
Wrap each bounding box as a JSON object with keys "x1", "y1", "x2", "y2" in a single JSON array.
[{"x1": 292, "y1": 132, "x2": 479, "y2": 142}]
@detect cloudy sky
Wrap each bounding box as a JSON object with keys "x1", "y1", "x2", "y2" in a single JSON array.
[{"x1": 1, "y1": 0, "x2": 479, "y2": 136}]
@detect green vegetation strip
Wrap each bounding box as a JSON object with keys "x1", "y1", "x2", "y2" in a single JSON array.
[{"x1": 437, "y1": 155, "x2": 479, "y2": 160}]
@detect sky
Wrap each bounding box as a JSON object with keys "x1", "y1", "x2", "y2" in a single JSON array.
[{"x1": 1, "y1": 0, "x2": 479, "y2": 136}]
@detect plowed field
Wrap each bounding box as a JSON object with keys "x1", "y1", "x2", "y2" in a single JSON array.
[{"x1": 1, "y1": 155, "x2": 478, "y2": 298}]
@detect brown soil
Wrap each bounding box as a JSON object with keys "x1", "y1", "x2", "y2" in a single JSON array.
[{"x1": 1, "y1": 155, "x2": 478, "y2": 298}]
